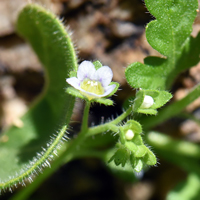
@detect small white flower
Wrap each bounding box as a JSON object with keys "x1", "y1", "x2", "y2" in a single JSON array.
[
  {"x1": 66, "y1": 61, "x2": 116, "y2": 100},
  {"x1": 125, "y1": 129, "x2": 134, "y2": 140},
  {"x1": 141, "y1": 95, "x2": 154, "y2": 109}
]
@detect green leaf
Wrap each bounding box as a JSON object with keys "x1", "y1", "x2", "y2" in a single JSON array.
[
  {"x1": 125, "y1": 0, "x2": 199, "y2": 90},
  {"x1": 0, "y1": 4, "x2": 77, "y2": 190},
  {"x1": 167, "y1": 173, "x2": 200, "y2": 200}
]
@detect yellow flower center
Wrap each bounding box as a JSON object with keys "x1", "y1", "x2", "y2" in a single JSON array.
[{"x1": 80, "y1": 78, "x2": 104, "y2": 100}]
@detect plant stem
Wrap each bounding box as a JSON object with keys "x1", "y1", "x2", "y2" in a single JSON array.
[
  {"x1": 80, "y1": 101, "x2": 90, "y2": 133},
  {"x1": 87, "y1": 106, "x2": 132, "y2": 136},
  {"x1": 11, "y1": 101, "x2": 91, "y2": 200}
]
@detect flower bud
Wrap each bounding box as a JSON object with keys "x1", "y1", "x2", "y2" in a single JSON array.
[
  {"x1": 125, "y1": 129, "x2": 134, "y2": 140},
  {"x1": 141, "y1": 95, "x2": 154, "y2": 109}
]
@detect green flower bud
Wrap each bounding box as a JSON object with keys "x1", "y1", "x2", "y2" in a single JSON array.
[{"x1": 108, "y1": 145, "x2": 130, "y2": 167}]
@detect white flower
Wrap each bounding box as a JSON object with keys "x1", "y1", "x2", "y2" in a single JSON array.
[
  {"x1": 66, "y1": 61, "x2": 116, "y2": 100},
  {"x1": 141, "y1": 95, "x2": 154, "y2": 109}
]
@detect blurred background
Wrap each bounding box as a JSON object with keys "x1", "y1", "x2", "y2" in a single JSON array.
[{"x1": 0, "y1": 0, "x2": 200, "y2": 199}]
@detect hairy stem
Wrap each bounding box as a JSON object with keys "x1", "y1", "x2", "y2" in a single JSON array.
[
  {"x1": 81, "y1": 101, "x2": 90, "y2": 133},
  {"x1": 87, "y1": 106, "x2": 132, "y2": 136}
]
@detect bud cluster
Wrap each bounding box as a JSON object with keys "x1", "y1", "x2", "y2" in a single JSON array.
[{"x1": 109, "y1": 120, "x2": 157, "y2": 172}]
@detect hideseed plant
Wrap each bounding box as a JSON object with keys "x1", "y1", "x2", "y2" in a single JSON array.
[{"x1": 1, "y1": 0, "x2": 200, "y2": 199}]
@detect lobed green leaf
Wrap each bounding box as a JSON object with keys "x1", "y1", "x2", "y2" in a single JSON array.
[{"x1": 125, "y1": 0, "x2": 199, "y2": 90}]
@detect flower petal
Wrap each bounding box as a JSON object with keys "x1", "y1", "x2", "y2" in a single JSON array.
[
  {"x1": 103, "y1": 84, "x2": 116, "y2": 96},
  {"x1": 66, "y1": 77, "x2": 81, "y2": 90},
  {"x1": 95, "y1": 66, "x2": 113, "y2": 87},
  {"x1": 77, "y1": 61, "x2": 96, "y2": 81},
  {"x1": 67, "y1": 77, "x2": 97, "y2": 96}
]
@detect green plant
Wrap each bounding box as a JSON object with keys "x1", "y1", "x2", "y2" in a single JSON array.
[{"x1": 0, "y1": 1, "x2": 200, "y2": 199}]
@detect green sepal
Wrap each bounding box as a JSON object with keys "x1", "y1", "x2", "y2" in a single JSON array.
[
  {"x1": 92, "y1": 98, "x2": 114, "y2": 106},
  {"x1": 125, "y1": 141, "x2": 147, "y2": 158},
  {"x1": 110, "y1": 132, "x2": 157, "y2": 171},
  {"x1": 66, "y1": 87, "x2": 114, "y2": 106},
  {"x1": 108, "y1": 145, "x2": 130, "y2": 167},
  {"x1": 132, "y1": 89, "x2": 144, "y2": 111},
  {"x1": 125, "y1": 141, "x2": 138, "y2": 152},
  {"x1": 130, "y1": 154, "x2": 143, "y2": 173},
  {"x1": 134, "y1": 159, "x2": 143, "y2": 173},
  {"x1": 132, "y1": 134, "x2": 143, "y2": 145},
  {"x1": 106, "y1": 149, "x2": 137, "y2": 182},
  {"x1": 119, "y1": 127, "x2": 126, "y2": 144},
  {"x1": 123, "y1": 120, "x2": 142, "y2": 135},
  {"x1": 106, "y1": 82, "x2": 120, "y2": 97},
  {"x1": 93, "y1": 60, "x2": 103, "y2": 70},
  {"x1": 66, "y1": 87, "x2": 86, "y2": 99},
  {"x1": 133, "y1": 89, "x2": 172, "y2": 115},
  {"x1": 138, "y1": 109, "x2": 158, "y2": 115},
  {"x1": 134, "y1": 145, "x2": 147, "y2": 158},
  {"x1": 150, "y1": 90, "x2": 172, "y2": 109},
  {"x1": 143, "y1": 149, "x2": 157, "y2": 166}
]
